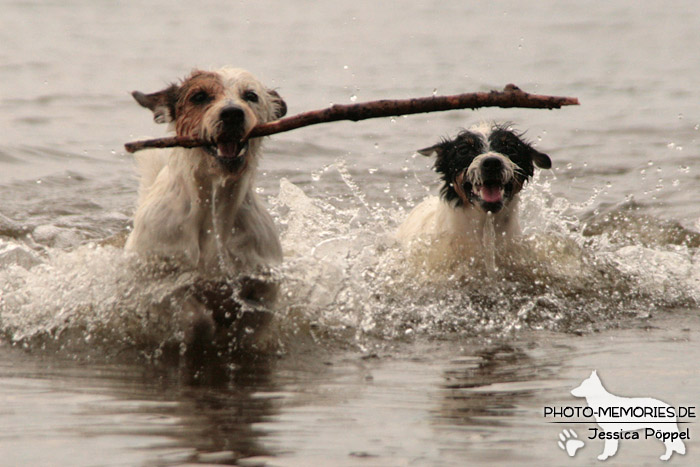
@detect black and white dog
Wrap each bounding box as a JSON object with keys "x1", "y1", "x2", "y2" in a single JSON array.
[
  {"x1": 126, "y1": 67, "x2": 287, "y2": 350},
  {"x1": 396, "y1": 123, "x2": 551, "y2": 268}
]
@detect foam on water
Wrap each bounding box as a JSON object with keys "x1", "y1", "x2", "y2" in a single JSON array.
[
  {"x1": 1, "y1": 164, "x2": 699, "y2": 359},
  {"x1": 0, "y1": 245, "x2": 199, "y2": 358}
]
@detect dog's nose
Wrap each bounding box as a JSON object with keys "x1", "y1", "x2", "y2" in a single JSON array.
[
  {"x1": 481, "y1": 156, "x2": 503, "y2": 171},
  {"x1": 219, "y1": 105, "x2": 245, "y2": 127},
  {"x1": 480, "y1": 156, "x2": 504, "y2": 178}
]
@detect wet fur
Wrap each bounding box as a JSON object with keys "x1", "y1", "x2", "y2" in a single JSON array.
[
  {"x1": 126, "y1": 68, "x2": 287, "y2": 354},
  {"x1": 396, "y1": 122, "x2": 551, "y2": 268}
]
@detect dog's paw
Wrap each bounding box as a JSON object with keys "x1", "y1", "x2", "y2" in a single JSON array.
[{"x1": 558, "y1": 429, "x2": 585, "y2": 457}]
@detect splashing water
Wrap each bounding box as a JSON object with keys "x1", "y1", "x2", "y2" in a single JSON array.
[
  {"x1": 482, "y1": 214, "x2": 497, "y2": 276},
  {"x1": 1, "y1": 164, "x2": 699, "y2": 358},
  {"x1": 269, "y1": 165, "x2": 700, "y2": 343},
  {"x1": 0, "y1": 245, "x2": 194, "y2": 357}
]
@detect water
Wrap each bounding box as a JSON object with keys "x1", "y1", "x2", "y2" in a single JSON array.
[{"x1": 2, "y1": 0, "x2": 700, "y2": 465}]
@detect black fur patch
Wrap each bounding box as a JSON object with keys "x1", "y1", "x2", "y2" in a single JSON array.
[
  {"x1": 430, "y1": 131, "x2": 485, "y2": 206},
  {"x1": 422, "y1": 124, "x2": 551, "y2": 207}
]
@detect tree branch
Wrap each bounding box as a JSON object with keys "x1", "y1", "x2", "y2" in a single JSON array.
[{"x1": 124, "y1": 84, "x2": 578, "y2": 153}]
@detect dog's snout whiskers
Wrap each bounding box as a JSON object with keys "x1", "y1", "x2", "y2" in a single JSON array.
[{"x1": 512, "y1": 165, "x2": 526, "y2": 178}]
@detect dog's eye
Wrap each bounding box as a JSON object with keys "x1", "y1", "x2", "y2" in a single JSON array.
[
  {"x1": 189, "y1": 90, "x2": 211, "y2": 105},
  {"x1": 242, "y1": 90, "x2": 259, "y2": 103}
]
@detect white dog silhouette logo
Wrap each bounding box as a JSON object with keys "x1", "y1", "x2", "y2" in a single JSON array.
[{"x1": 570, "y1": 370, "x2": 686, "y2": 461}]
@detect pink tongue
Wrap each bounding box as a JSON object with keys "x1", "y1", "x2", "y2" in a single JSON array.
[
  {"x1": 217, "y1": 142, "x2": 240, "y2": 159},
  {"x1": 480, "y1": 186, "x2": 503, "y2": 203}
]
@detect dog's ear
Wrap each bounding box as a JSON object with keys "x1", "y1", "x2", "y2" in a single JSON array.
[
  {"x1": 532, "y1": 149, "x2": 552, "y2": 169},
  {"x1": 417, "y1": 143, "x2": 444, "y2": 157},
  {"x1": 131, "y1": 85, "x2": 179, "y2": 124},
  {"x1": 267, "y1": 89, "x2": 287, "y2": 120},
  {"x1": 417, "y1": 136, "x2": 459, "y2": 158}
]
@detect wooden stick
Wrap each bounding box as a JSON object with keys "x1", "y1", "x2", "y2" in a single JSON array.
[{"x1": 124, "y1": 84, "x2": 579, "y2": 153}]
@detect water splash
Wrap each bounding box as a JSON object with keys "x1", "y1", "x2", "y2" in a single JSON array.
[
  {"x1": 482, "y1": 213, "x2": 497, "y2": 276},
  {"x1": 269, "y1": 169, "x2": 700, "y2": 343},
  {"x1": 1, "y1": 168, "x2": 699, "y2": 358}
]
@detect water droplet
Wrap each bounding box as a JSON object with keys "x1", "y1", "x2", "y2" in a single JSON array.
[
  {"x1": 343, "y1": 65, "x2": 349, "y2": 70},
  {"x1": 368, "y1": 168, "x2": 378, "y2": 174},
  {"x1": 311, "y1": 172, "x2": 321, "y2": 182},
  {"x1": 432, "y1": 88, "x2": 438, "y2": 96},
  {"x1": 350, "y1": 94, "x2": 357, "y2": 102},
  {"x1": 678, "y1": 113, "x2": 684, "y2": 120}
]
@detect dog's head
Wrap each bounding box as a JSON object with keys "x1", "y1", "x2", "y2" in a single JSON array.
[
  {"x1": 132, "y1": 67, "x2": 287, "y2": 174},
  {"x1": 419, "y1": 123, "x2": 551, "y2": 214}
]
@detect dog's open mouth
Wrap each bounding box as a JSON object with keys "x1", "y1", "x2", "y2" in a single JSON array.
[
  {"x1": 204, "y1": 139, "x2": 250, "y2": 172},
  {"x1": 474, "y1": 183, "x2": 504, "y2": 204},
  {"x1": 471, "y1": 182, "x2": 507, "y2": 212},
  {"x1": 204, "y1": 140, "x2": 249, "y2": 160}
]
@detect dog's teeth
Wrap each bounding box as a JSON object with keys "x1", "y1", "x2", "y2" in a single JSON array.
[
  {"x1": 214, "y1": 140, "x2": 249, "y2": 159},
  {"x1": 217, "y1": 142, "x2": 240, "y2": 159}
]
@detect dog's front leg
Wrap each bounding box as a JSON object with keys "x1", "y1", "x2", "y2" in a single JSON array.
[{"x1": 598, "y1": 437, "x2": 619, "y2": 460}]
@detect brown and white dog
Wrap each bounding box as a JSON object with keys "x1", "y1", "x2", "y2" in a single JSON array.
[
  {"x1": 396, "y1": 123, "x2": 551, "y2": 269},
  {"x1": 126, "y1": 68, "x2": 287, "y2": 351}
]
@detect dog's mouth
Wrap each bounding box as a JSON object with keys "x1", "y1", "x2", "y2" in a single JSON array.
[
  {"x1": 204, "y1": 140, "x2": 249, "y2": 159},
  {"x1": 470, "y1": 181, "x2": 510, "y2": 213},
  {"x1": 474, "y1": 183, "x2": 504, "y2": 204},
  {"x1": 203, "y1": 139, "x2": 250, "y2": 172}
]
